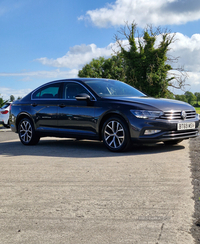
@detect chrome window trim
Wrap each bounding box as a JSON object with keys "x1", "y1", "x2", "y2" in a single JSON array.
[
  {"x1": 31, "y1": 80, "x2": 97, "y2": 101},
  {"x1": 31, "y1": 81, "x2": 62, "y2": 100},
  {"x1": 62, "y1": 81, "x2": 96, "y2": 101}
]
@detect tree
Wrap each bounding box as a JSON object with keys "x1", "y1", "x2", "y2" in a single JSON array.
[
  {"x1": 167, "y1": 91, "x2": 175, "y2": 99},
  {"x1": 10, "y1": 95, "x2": 15, "y2": 102},
  {"x1": 78, "y1": 22, "x2": 187, "y2": 98},
  {"x1": 184, "y1": 91, "x2": 196, "y2": 105},
  {"x1": 0, "y1": 97, "x2": 4, "y2": 108},
  {"x1": 194, "y1": 92, "x2": 200, "y2": 106},
  {"x1": 114, "y1": 22, "x2": 186, "y2": 98},
  {"x1": 78, "y1": 55, "x2": 126, "y2": 82},
  {"x1": 0, "y1": 94, "x2": 8, "y2": 108},
  {"x1": 175, "y1": 94, "x2": 187, "y2": 103}
]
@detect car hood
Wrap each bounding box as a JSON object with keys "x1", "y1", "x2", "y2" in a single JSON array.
[{"x1": 104, "y1": 96, "x2": 195, "y2": 111}]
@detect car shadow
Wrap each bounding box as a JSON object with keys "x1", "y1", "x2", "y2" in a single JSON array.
[{"x1": 0, "y1": 136, "x2": 186, "y2": 158}]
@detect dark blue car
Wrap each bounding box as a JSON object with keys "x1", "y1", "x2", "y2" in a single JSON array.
[{"x1": 9, "y1": 78, "x2": 199, "y2": 152}]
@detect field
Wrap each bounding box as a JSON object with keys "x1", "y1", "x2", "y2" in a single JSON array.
[{"x1": 194, "y1": 107, "x2": 200, "y2": 114}]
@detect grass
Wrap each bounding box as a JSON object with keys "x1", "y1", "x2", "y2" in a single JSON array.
[
  {"x1": 195, "y1": 108, "x2": 200, "y2": 114},
  {"x1": 194, "y1": 107, "x2": 200, "y2": 114},
  {"x1": 192, "y1": 101, "x2": 200, "y2": 114}
]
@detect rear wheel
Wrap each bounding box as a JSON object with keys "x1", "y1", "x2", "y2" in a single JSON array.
[
  {"x1": 164, "y1": 139, "x2": 183, "y2": 145},
  {"x1": 102, "y1": 117, "x2": 131, "y2": 152},
  {"x1": 18, "y1": 118, "x2": 40, "y2": 145}
]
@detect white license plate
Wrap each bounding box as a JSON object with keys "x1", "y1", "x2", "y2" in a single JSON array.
[{"x1": 177, "y1": 122, "x2": 195, "y2": 131}]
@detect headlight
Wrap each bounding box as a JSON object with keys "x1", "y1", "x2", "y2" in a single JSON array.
[{"x1": 131, "y1": 110, "x2": 163, "y2": 119}]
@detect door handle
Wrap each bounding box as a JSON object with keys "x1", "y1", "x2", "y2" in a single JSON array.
[
  {"x1": 31, "y1": 103, "x2": 37, "y2": 107},
  {"x1": 59, "y1": 104, "x2": 66, "y2": 108}
]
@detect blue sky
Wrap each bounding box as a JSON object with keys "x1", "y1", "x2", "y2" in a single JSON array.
[{"x1": 1, "y1": 0, "x2": 200, "y2": 99}]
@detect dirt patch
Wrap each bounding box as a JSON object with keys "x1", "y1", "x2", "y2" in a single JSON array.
[{"x1": 190, "y1": 136, "x2": 200, "y2": 243}]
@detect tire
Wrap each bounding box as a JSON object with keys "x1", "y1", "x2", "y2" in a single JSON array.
[
  {"x1": 164, "y1": 139, "x2": 183, "y2": 145},
  {"x1": 3, "y1": 122, "x2": 10, "y2": 128},
  {"x1": 102, "y1": 117, "x2": 131, "y2": 152},
  {"x1": 18, "y1": 118, "x2": 40, "y2": 145}
]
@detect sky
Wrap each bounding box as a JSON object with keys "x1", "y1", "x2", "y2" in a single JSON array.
[{"x1": 1, "y1": 0, "x2": 200, "y2": 100}]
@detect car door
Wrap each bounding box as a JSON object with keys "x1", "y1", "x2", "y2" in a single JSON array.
[
  {"x1": 31, "y1": 82, "x2": 62, "y2": 133},
  {"x1": 57, "y1": 81, "x2": 97, "y2": 138}
]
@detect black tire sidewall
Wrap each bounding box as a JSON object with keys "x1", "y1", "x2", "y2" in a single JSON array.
[{"x1": 18, "y1": 118, "x2": 38, "y2": 145}]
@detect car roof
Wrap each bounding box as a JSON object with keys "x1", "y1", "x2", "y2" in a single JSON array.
[{"x1": 31, "y1": 78, "x2": 113, "y2": 92}]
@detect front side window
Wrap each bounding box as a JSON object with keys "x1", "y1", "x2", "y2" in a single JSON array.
[
  {"x1": 63, "y1": 82, "x2": 91, "y2": 99},
  {"x1": 32, "y1": 83, "x2": 61, "y2": 99}
]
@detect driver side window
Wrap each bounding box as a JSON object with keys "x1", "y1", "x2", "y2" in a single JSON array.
[{"x1": 63, "y1": 82, "x2": 90, "y2": 99}]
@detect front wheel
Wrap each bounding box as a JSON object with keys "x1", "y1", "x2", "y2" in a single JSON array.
[
  {"x1": 102, "y1": 117, "x2": 131, "y2": 152},
  {"x1": 18, "y1": 118, "x2": 40, "y2": 145}
]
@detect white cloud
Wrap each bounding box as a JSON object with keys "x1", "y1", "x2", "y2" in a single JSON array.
[
  {"x1": 169, "y1": 71, "x2": 200, "y2": 95},
  {"x1": 35, "y1": 33, "x2": 200, "y2": 76},
  {"x1": 80, "y1": 0, "x2": 200, "y2": 28},
  {"x1": 162, "y1": 32, "x2": 200, "y2": 93},
  {"x1": 0, "y1": 69, "x2": 78, "y2": 79},
  {"x1": 0, "y1": 87, "x2": 32, "y2": 100},
  {"x1": 34, "y1": 33, "x2": 200, "y2": 94},
  {"x1": 1, "y1": 31, "x2": 200, "y2": 98},
  {"x1": 153, "y1": 32, "x2": 200, "y2": 92},
  {"x1": 184, "y1": 71, "x2": 200, "y2": 92},
  {"x1": 36, "y1": 43, "x2": 114, "y2": 69},
  {"x1": 0, "y1": 69, "x2": 79, "y2": 99},
  {"x1": 168, "y1": 33, "x2": 200, "y2": 73},
  {"x1": 187, "y1": 72, "x2": 200, "y2": 86}
]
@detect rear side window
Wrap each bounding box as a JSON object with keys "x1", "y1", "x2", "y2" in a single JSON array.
[
  {"x1": 1, "y1": 103, "x2": 10, "y2": 109},
  {"x1": 32, "y1": 83, "x2": 61, "y2": 99}
]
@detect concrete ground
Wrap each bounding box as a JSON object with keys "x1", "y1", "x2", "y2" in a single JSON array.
[{"x1": 0, "y1": 130, "x2": 195, "y2": 243}]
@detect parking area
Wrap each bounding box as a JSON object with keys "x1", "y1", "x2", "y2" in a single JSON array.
[{"x1": 0, "y1": 130, "x2": 195, "y2": 243}]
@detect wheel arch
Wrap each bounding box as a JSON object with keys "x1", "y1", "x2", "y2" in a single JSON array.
[
  {"x1": 16, "y1": 112, "x2": 34, "y2": 133},
  {"x1": 98, "y1": 112, "x2": 130, "y2": 140}
]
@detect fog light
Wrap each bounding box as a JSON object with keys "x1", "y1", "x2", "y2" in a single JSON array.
[{"x1": 144, "y1": 130, "x2": 161, "y2": 135}]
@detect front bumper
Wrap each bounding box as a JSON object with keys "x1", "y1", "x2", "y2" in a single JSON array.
[
  {"x1": 137, "y1": 128, "x2": 199, "y2": 142},
  {"x1": 130, "y1": 117, "x2": 199, "y2": 142}
]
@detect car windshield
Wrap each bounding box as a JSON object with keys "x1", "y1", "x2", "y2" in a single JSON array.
[
  {"x1": 84, "y1": 79, "x2": 146, "y2": 97},
  {"x1": 1, "y1": 103, "x2": 10, "y2": 109}
]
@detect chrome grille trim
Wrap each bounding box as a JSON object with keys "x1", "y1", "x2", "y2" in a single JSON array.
[
  {"x1": 160, "y1": 110, "x2": 196, "y2": 120},
  {"x1": 162, "y1": 130, "x2": 198, "y2": 138}
]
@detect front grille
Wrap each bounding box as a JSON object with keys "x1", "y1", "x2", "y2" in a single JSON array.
[
  {"x1": 160, "y1": 110, "x2": 196, "y2": 120},
  {"x1": 162, "y1": 129, "x2": 198, "y2": 139}
]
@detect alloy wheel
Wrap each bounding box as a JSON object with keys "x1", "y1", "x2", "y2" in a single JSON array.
[
  {"x1": 104, "y1": 120, "x2": 125, "y2": 149},
  {"x1": 19, "y1": 120, "x2": 33, "y2": 143}
]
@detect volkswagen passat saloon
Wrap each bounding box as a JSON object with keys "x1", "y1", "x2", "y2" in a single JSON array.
[{"x1": 9, "y1": 78, "x2": 199, "y2": 152}]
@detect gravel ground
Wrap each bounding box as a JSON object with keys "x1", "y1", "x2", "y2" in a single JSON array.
[
  {"x1": 190, "y1": 136, "x2": 200, "y2": 243},
  {"x1": 1, "y1": 126, "x2": 200, "y2": 242}
]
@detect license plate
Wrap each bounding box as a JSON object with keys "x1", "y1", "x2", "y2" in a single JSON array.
[{"x1": 177, "y1": 122, "x2": 195, "y2": 130}]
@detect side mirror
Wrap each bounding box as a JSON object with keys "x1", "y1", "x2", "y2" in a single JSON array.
[{"x1": 75, "y1": 93, "x2": 91, "y2": 101}]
